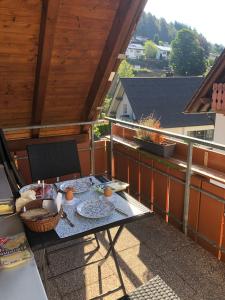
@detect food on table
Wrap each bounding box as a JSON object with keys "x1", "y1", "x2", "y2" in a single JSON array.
[
  {"x1": 104, "y1": 186, "x2": 113, "y2": 197},
  {"x1": 0, "y1": 232, "x2": 33, "y2": 269},
  {"x1": 32, "y1": 184, "x2": 52, "y2": 198},
  {"x1": 65, "y1": 190, "x2": 74, "y2": 201},
  {"x1": 0, "y1": 203, "x2": 13, "y2": 215},
  {"x1": 16, "y1": 197, "x2": 33, "y2": 213},
  {"x1": 20, "y1": 190, "x2": 36, "y2": 200},
  {"x1": 20, "y1": 208, "x2": 52, "y2": 221},
  {"x1": 3, "y1": 234, "x2": 26, "y2": 250}
]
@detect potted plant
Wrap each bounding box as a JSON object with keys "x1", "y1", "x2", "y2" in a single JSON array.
[{"x1": 134, "y1": 114, "x2": 176, "y2": 158}]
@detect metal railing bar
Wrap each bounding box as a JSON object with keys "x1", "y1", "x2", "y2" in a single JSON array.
[
  {"x1": 105, "y1": 116, "x2": 225, "y2": 151},
  {"x1": 3, "y1": 119, "x2": 106, "y2": 132},
  {"x1": 183, "y1": 142, "x2": 193, "y2": 235}
]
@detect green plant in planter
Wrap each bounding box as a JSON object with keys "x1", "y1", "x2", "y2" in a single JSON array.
[
  {"x1": 135, "y1": 114, "x2": 175, "y2": 158},
  {"x1": 136, "y1": 114, "x2": 166, "y2": 144}
]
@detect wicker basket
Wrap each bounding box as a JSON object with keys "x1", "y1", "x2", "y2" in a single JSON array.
[{"x1": 20, "y1": 199, "x2": 62, "y2": 232}]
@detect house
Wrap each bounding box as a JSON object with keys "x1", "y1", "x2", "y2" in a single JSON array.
[
  {"x1": 184, "y1": 49, "x2": 225, "y2": 144},
  {"x1": 126, "y1": 43, "x2": 144, "y2": 59},
  {"x1": 156, "y1": 45, "x2": 171, "y2": 60},
  {"x1": 108, "y1": 77, "x2": 215, "y2": 139}
]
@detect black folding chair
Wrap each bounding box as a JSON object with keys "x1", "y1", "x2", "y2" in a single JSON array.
[
  {"x1": 27, "y1": 140, "x2": 81, "y2": 182},
  {"x1": 0, "y1": 129, "x2": 25, "y2": 197}
]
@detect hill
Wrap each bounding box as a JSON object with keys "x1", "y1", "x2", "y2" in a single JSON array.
[{"x1": 135, "y1": 12, "x2": 224, "y2": 58}]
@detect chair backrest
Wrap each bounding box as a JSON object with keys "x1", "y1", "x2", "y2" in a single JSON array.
[{"x1": 27, "y1": 140, "x2": 81, "y2": 182}]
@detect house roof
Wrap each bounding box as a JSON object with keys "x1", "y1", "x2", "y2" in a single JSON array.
[
  {"x1": 128, "y1": 43, "x2": 144, "y2": 50},
  {"x1": 0, "y1": 0, "x2": 146, "y2": 140},
  {"x1": 120, "y1": 77, "x2": 215, "y2": 128},
  {"x1": 184, "y1": 48, "x2": 225, "y2": 113},
  {"x1": 157, "y1": 45, "x2": 171, "y2": 52}
]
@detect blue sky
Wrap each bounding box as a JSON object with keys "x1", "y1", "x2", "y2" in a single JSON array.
[{"x1": 144, "y1": 0, "x2": 225, "y2": 45}]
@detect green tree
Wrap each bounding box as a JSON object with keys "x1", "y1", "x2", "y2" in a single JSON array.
[
  {"x1": 153, "y1": 33, "x2": 159, "y2": 45},
  {"x1": 118, "y1": 60, "x2": 134, "y2": 78},
  {"x1": 159, "y1": 18, "x2": 170, "y2": 42},
  {"x1": 144, "y1": 40, "x2": 157, "y2": 59},
  {"x1": 170, "y1": 29, "x2": 207, "y2": 76}
]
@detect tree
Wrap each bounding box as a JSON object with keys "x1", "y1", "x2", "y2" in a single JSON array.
[
  {"x1": 159, "y1": 18, "x2": 170, "y2": 42},
  {"x1": 153, "y1": 33, "x2": 159, "y2": 45},
  {"x1": 170, "y1": 29, "x2": 207, "y2": 76},
  {"x1": 196, "y1": 33, "x2": 210, "y2": 58},
  {"x1": 118, "y1": 60, "x2": 134, "y2": 78},
  {"x1": 144, "y1": 40, "x2": 157, "y2": 59}
]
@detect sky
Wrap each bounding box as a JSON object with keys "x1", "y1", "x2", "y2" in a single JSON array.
[{"x1": 144, "y1": 0, "x2": 225, "y2": 45}]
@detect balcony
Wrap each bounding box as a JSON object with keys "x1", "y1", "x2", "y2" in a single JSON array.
[{"x1": 10, "y1": 117, "x2": 225, "y2": 299}]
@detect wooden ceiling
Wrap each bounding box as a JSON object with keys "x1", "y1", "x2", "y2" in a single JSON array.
[{"x1": 0, "y1": 0, "x2": 146, "y2": 141}]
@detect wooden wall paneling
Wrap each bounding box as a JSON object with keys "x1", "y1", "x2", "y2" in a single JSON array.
[
  {"x1": 0, "y1": 0, "x2": 41, "y2": 128},
  {"x1": 165, "y1": 168, "x2": 185, "y2": 227},
  {"x1": 7, "y1": 133, "x2": 89, "y2": 152},
  {"x1": 94, "y1": 140, "x2": 107, "y2": 176},
  {"x1": 153, "y1": 161, "x2": 168, "y2": 218},
  {"x1": 197, "y1": 181, "x2": 225, "y2": 258},
  {"x1": 188, "y1": 176, "x2": 202, "y2": 240}
]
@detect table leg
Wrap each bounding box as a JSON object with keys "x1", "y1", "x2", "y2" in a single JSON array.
[
  {"x1": 106, "y1": 228, "x2": 126, "y2": 295},
  {"x1": 94, "y1": 233, "x2": 100, "y2": 250},
  {"x1": 104, "y1": 225, "x2": 124, "y2": 260}
]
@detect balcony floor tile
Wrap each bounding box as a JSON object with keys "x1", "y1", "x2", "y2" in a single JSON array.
[{"x1": 35, "y1": 214, "x2": 225, "y2": 300}]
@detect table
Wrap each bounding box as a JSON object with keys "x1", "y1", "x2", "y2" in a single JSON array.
[{"x1": 25, "y1": 176, "x2": 152, "y2": 298}]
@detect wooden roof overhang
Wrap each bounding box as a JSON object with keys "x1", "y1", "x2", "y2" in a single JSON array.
[
  {"x1": 0, "y1": 0, "x2": 146, "y2": 149},
  {"x1": 184, "y1": 49, "x2": 225, "y2": 114}
]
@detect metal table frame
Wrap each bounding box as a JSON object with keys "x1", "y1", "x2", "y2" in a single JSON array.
[{"x1": 25, "y1": 178, "x2": 152, "y2": 299}]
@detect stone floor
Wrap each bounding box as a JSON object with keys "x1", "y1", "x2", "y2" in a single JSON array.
[{"x1": 34, "y1": 215, "x2": 225, "y2": 300}]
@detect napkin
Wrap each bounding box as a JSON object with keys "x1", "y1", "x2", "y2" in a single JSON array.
[{"x1": 55, "y1": 192, "x2": 62, "y2": 212}]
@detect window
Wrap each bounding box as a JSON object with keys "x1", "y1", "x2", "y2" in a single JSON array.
[
  {"x1": 123, "y1": 103, "x2": 127, "y2": 114},
  {"x1": 187, "y1": 129, "x2": 214, "y2": 141}
]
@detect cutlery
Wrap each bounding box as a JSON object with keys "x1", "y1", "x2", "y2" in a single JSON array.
[
  {"x1": 61, "y1": 211, "x2": 74, "y2": 227},
  {"x1": 53, "y1": 183, "x2": 65, "y2": 194},
  {"x1": 89, "y1": 177, "x2": 94, "y2": 186},
  {"x1": 115, "y1": 207, "x2": 128, "y2": 217}
]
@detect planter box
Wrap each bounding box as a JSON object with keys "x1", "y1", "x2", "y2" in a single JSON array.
[{"x1": 134, "y1": 137, "x2": 176, "y2": 158}]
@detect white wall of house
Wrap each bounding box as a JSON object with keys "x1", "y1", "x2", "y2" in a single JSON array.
[
  {"x1": 213, "y1": 114, "x2": 225, "y2": 144},
  {"x1": 156, "y1": 45, "x2": 171, "y2": 60},
  {"x1": 116, "y1": 93, "x2": 135, "y2": 120},
  {"x1": 166, "y1": 125, "x2": 214, "y2": 140},
  {"x1": 115, "y1": 95, "x2": 214, "y2": 137},
  {"x1": 166, "y1": 125, "x2": 214, "y2": 135},
  {"x1": 126, "y1": 43, "x2": 144, "y2": 60}
]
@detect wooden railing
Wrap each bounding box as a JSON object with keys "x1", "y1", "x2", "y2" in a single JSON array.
[{"x1": 108, "y1": 120, "x2": 225, "y2": 262}]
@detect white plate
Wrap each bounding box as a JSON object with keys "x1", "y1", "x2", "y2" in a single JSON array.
[
  {"x1": 77, "y1": 199, "x2": 115, "y2": 219},
  {"x1": 95, "y1": 180, "x2": 129, "y2": 194},
  {"x1": 60, "y1": 179, "x2": 90, "y2": 194}
]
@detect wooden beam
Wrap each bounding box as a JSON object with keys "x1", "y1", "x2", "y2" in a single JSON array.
[
  {"x1": 185, "y1": 49, "x2": 225, "y2": 113},
  {"x1": 82, "y1": 0, "x2": 147, "y2": 122},
  {"x1": 32, "y1": 0, "x2": 60, "y2": 137},
  {"x1": 7, "y1": 133, "x2": 89, "y2": 152}
]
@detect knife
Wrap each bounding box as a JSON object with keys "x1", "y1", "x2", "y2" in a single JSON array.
[{"x1": 115, "y1": 207, "x2": 128, "y2": 216}]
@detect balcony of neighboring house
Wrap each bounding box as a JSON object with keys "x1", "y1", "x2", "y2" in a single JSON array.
[{"x1": 9, "y1": 117, "x2": 225, "y2": 299}]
